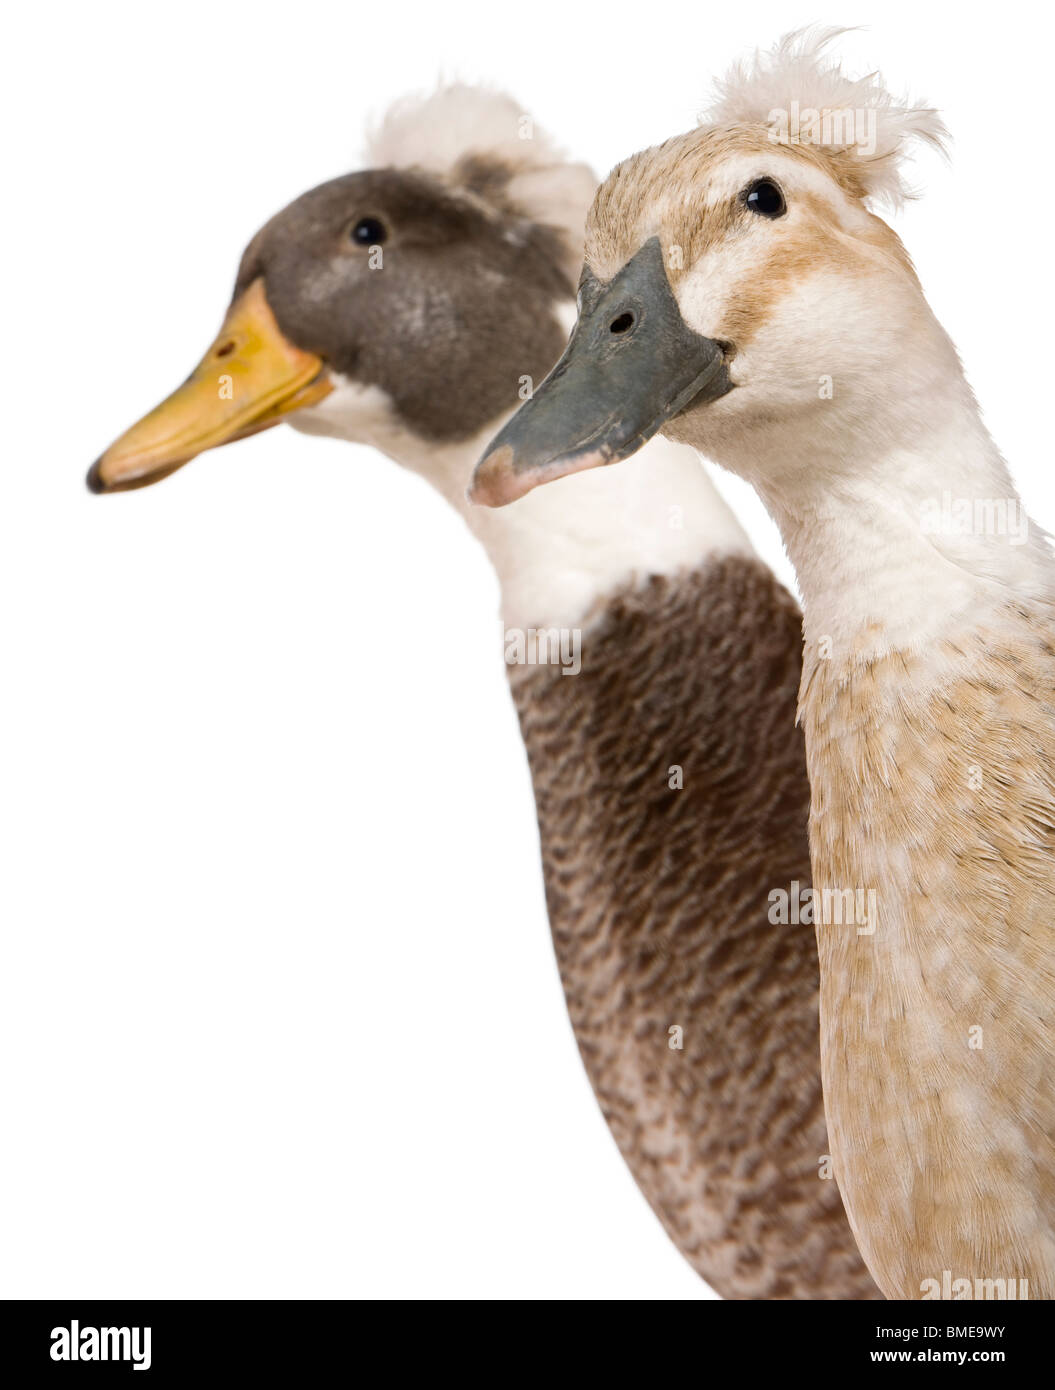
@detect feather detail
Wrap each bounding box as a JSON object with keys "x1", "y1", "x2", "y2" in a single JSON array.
[{"x1": 703, "y1": 27, "x2": 949, "y2": 208}]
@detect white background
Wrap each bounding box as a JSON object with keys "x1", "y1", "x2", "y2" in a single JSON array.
[{"x1": 3, "y1": 1, "x2": 1052, "y2": 1298}]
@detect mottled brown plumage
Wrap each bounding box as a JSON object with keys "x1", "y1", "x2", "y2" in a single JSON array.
[{"x1": 510, "y1": 556, "x2": 879, "y2": 1298}]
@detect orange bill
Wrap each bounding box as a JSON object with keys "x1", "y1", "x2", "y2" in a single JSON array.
[{"x1": 87, "y1": 278, "x2": 332, "y2": 493}]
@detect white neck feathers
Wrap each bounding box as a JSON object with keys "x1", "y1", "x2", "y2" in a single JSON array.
[
  {"x1": 698, "y1": 313, "x2": 1055, "y2": 664},
  {"x1": 770, "y1": 423, "x2": 1054, "y2": 665}
]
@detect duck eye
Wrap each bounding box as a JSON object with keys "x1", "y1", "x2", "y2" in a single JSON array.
[
  {"x1": 743, "y1": 179, "x2": 786, "y2": 219},
  {"x1": 351, "y1": 216, "x2": 387, "y2": 246}
]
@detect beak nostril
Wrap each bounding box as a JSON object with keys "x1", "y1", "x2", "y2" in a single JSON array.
[
  {"x1": 215, "y1": 340, "x2": 237, "y2": 359},
  {"x1": 609, "y1": 312, "x2": 634, "y2": 335}
]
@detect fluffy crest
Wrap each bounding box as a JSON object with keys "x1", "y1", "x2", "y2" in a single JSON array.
[
  {"x1": 365, "y1": 85, "x2": 596, "y2": 272},
  {"x1": 703, "y1": 27, "x2": 949, "y2": 208}
]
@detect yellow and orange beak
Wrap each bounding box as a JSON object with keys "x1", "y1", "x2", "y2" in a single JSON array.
[{"x1": 86, "y1": 278, "x2": 332, "y2": 493}]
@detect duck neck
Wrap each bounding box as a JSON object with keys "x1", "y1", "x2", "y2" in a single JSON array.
[
  {"x1": 395, "y1": 423, "x2": 754, "y2": 632},
  {"x1": 746, "y1": 378, "x2": 1055, "y2": 668}
]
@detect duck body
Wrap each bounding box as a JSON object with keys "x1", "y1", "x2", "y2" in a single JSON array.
[
  {"x1": 512, "y1": 545, "x2": 877, "y2": 1297},
  {"x1": 801, "y1": 595, "x2": 1055, "y2": 1298}
]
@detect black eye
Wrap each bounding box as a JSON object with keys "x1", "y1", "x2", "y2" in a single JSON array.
[
  {"x1": 743, "y1": 179, "x2": 786, "y2": 219},
  {"x1": 351, "y1": 216, "x2": 387, "y2": 246}
]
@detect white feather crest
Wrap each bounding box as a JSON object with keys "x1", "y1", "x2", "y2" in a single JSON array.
[
  {"x1": 703, "y1": 27, "x2": 950, "y2": 208},
  {"x1": 365, "y1": 84, "x2": 596, "y2": 246}
]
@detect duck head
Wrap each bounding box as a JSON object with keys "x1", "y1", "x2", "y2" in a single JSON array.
[
  {"x1": 88, "y1": 88, "x2": 592, "y2": 493},
  {"x1": 470, "y1": 29, "x2": 950, "y2": 508}
]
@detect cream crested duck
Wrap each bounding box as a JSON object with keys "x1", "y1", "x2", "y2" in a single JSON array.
[
  {"x1": 88, "y1": 86, "x2": 877, "y2": 1299},
  {"x1": 472, "y1": 33, "x2": 1055, "y2": 1300}
]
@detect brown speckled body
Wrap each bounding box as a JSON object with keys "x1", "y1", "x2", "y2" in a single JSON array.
[{"x1": 509, "y1": 555, "x2": 878, "y2": 1298}]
